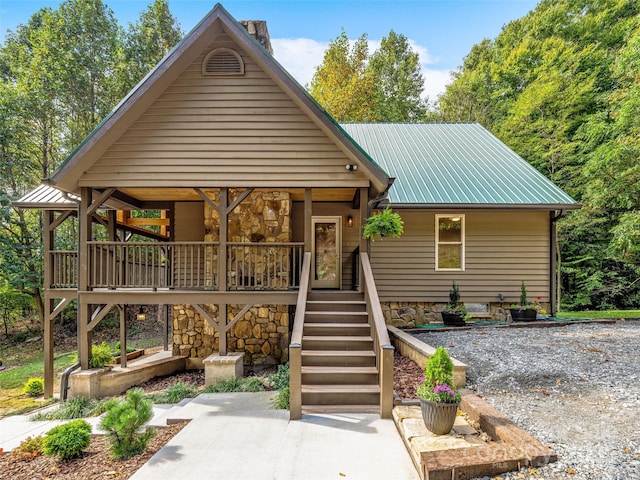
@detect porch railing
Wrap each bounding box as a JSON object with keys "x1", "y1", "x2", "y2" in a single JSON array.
[{"x1": 70, "y1": 241, "x2": 305, "y2": 290}]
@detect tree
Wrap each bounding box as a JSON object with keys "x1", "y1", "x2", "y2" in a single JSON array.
[{"x1": 369, "y1": 30, "x2": 427, "y2": 121}]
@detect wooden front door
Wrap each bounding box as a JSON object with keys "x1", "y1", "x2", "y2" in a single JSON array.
[{"x1": 311, "y1": 216, "x2": 342, "y2": 289}]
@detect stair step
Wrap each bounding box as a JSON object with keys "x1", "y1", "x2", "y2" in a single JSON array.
[
  {"x1": 301, "y1": 350, "x2": 376, "y2": 367},
  {"x1": 303, "y1": 335, "x2": 373, "y2": 350},
  {"x1": 304, "y1": 311, "x2": 369, "y2": 323},
  {"x1": 301, "y1": 404, "x2": 380, "y2": 414},
  {"x1": 301, "y1": 365, "x2": 378, "y2": 385},
  {"x1": 306, "y1": 300, "x2": 367, "y2": 312},
  {"x1": 301, "y1": 384, "x2": 380, "y2": 405},
  {"x1": 307, "y1": 292, "x2": 364, "y2": 302},
  {"x1": 303, "y1": 323, "x2": 371, "y2": 336}
]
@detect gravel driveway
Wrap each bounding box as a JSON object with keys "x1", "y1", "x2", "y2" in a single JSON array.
[{"x1": 415, "y1": 321, "x2": 640, "y2": 480}]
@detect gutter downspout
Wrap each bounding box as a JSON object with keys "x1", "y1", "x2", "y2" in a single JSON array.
[
  {"x1": 550, "y1": 210, "x2": 565, "y2": 316},
  {"x1": 60, "y1": 190, "x2": 81, "y2": 401}
]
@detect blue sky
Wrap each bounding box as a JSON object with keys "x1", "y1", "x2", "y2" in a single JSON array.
[{"x1": 0, "y1": 0, "x2": 538, "y2": 101}]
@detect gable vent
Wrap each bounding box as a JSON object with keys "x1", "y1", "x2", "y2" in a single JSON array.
[{"x1": 202, "y1": 48, "x2": 244, "y2": 76}]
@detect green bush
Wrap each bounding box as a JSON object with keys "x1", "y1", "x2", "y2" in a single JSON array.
[
  {"x1": 423, "y1": 346, "x2": 454, "y2": 388},
  {"x1": 43, "y1": 419, "x2": 92, "y2": 461},
  {"x1": 22, "y1": 377, "x2": 44, "y2": 397},
  {"x1": 89, "y1": 342, "x2": 114, "y2": 368},
  {"x1": 203, "y1": 376, "x2": 266, "y2": 393},
  {"x1": 268, "y1": 363, "x2": 289, "y2": 390},
  {"x1": 99, "y1": 388, "x2": 155, "y2": 459},
  {"x1": 12, "y1": 435, "x2": 44, "y2": 460},
  {"x1": 271, "y1": 387, "x2": 290, "y2": 409},
  {"x1": 30, "y1": 396, "x2": 108, "y2": 421}
]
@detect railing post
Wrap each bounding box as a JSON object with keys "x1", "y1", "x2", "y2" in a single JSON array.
[
  {"x1": 380, "y1": 345, "x2": 394, "y2": 418},
  {"x1": 290, "y1": 344, "x2": 302, "y2": 419}
]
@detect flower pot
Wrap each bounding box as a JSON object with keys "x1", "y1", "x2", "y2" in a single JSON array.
[
  {"x1": 419, "y1": 398, "x2": 460, "y2": 435},
  {"x1": 510, "y1": 308, "x2": 537, "y2": 322},
  {"x1": 441, "y1": 312, "x2": 466, "y2": 327}
]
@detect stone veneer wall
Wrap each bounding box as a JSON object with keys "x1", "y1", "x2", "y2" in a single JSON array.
[
  {"x1": 382, "y1": 302, "x2": 550, "y2": 327},
  {"x1": 173, "y1": 190, "x2": 291, "y2": 366}
]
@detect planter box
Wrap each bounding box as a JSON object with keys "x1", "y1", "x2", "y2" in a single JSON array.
[
  {"x1": 441, "y1": 312, "x2": 466, "y2": 327},
  {"x1": 509, "y1": 309, "x2": 537, "y2": 322},
  {"x1": 111, "y1": 349, "x2": 145, "y2": 364}
]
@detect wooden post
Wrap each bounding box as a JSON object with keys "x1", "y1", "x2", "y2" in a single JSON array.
[
  {"x1": 359, "y1": 187, "x2": 368, "y2": 292},
  {"x1": 43, "y1": 210, "x2": 54, "y2": 398},
  {"x1": 164, "y1": 304, "x2": 170, "y2": 351},
  {"x1": 218, "y1": 188, "x2": 228, "y2": 292},
  {"x1": 219, "y1": 303, "x2": 227, "y2": 355},
  {"x1": 78, "y1": 188, "x2": 92, "y2": 369},
  {"x1": 119, "y1": 305, "x2": 127, "y2": 368},
  {"x1": 304, "y1": 188, "x2": 312, "y2": 292}
]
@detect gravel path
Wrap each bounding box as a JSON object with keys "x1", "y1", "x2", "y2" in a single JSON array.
[{"x1": 414, "y1": 321, "x2": 640, "y2": 480}]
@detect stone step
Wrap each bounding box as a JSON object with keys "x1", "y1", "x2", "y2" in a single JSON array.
[
  {"x1": 301, "y1": 350, "x2": 376, "y2": 367},
  {"x1": 306, "y1": 300, "x2": 367, "y2": 312},
  {"x1": 301, "y1": 365, "x2": 378, "y2": 385},
  {"x1": 304, "y1": 311, "x2": 369, "y2": 323},
  {"x1": 302, "y1": 335, "x2": 373, "y2": 351},
  {"x1": 301, "y1": 384, "x2": 380, "y2": 405},
  {"x1": 303, "y1": 323, "x2": 371, "y2": 336}
]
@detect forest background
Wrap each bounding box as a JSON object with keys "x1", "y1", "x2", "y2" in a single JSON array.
[{"x1": 1, "y1": 0, "x2": 639, "y2": 334}]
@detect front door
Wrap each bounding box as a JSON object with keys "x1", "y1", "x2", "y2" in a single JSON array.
[{"x1": 311, "y1": 216, "x2": 342, "y2": 289}]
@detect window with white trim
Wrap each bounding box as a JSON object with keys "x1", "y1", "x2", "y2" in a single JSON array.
[{"x1": 435, "y1": 215, "x2": 465, "y2": 271}]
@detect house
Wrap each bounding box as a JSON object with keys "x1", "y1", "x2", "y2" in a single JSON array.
[{"x1": 14, "y1": 3, "x2": 578, "y2": 417}]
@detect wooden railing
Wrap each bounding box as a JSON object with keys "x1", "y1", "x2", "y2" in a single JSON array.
[
  {"x1": 289, "y1": 252, "x2": 311, "y2": 420},
  {"x1": 227, "y1": 242, "x2": 304, "y2": 290},
  {"x1": 361, "y1": 252, "x2": 394, "y2": 419},
  {"x1": 50, "y1": 251, "x2": 78, "y2": 288},
  {"x1": 64, "y1": 241, "x2": 306, "y2": 290}
]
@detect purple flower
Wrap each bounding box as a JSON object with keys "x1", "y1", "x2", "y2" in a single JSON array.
[{"x1": 434, "y1": 384, "x2": 455, "y2": 397}]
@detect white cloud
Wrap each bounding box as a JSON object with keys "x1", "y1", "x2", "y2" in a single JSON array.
[{"x1": 272, "y1": 37, "x2": 452, "y2": 104}]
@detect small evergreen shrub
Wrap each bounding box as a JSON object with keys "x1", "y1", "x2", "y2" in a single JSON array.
[
  {"x1": 43, "y1": 419, "x2": 92, "y2": 461},
  {"x1": 271, "y1": 387, "x2": 290, "y2": 410},
  {"x1": 423, "y1": 346, "x2": 454, "y2": 387},
  {"x1": 89, "y1": 342, "x2": 114, "y2": 368},
  {"x1": 99, "y1": 388, "x2": 155, "y2": 459},
  {"x1": 12, "y1": 435, "x2": 44, "y2": 460},
  {"x1": 268, "y1": 363, "x2": 289, "y2": 390},
  {"x1": 22, "y1": 377, "x2": 44, "y2": 397}
]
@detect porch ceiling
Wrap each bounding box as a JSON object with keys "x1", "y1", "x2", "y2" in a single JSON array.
[{"x1": 119, "y1": 187, "x2": 358, "y2": 202}]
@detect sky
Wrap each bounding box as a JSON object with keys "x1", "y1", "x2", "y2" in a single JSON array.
[{"x1": 0, "y1": 0, "x2": 539, "y2": 102}]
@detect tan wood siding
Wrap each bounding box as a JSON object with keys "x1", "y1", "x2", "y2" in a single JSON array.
[
  {"x1": 80, "y1": 35, "x2": 369, "y2": 189},
  {"x1": 371, "y1": 210, "x2": 551, "y2": 304}
]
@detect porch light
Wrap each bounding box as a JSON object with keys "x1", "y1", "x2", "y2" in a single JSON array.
[
  {"x1": 136, "y1": 307, "x2": 146, "y2": 321},
  {"x1": 347, "y1": 215, "x2": 354, "y2": 228},
  {"x1": 345, "y1": 164, "x2": 358, "y2": 173},
  {"x1": 451, "y1": 217, "x2": 461, "y2": 222}
]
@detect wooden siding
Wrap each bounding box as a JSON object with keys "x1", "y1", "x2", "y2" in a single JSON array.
[
  {"x1": 371, "y1": 210, "x2": 551, "y2": 303},
  {"x1": 79, "y1": 33, "x2": 370, "y2": 189}
]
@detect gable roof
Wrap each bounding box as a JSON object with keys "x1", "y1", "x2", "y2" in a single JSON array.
[
  {"x1": 341, "y1": 123, "x2": 578, "y2": 209},
  {"x1": 48, "y1": 3, "x2": 390, "y2": 195}
]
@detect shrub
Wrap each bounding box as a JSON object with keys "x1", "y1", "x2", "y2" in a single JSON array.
[
  {"x1": 30, "y1": 397, "x2": 108, "y2": 421},
  {"x1": 423, "y1": 346, "x2": 454, "y2": 388},
  {"x1": 43, "y1": 419, "x2": 92, "y2": 461},
  {"x1": 362, "y1": 207, "x2": 404, "y2": 241},
  {"x1": 268, "y1": 363, "x2": 289, "y2": 390},
  {"x1": 99, "y1": 388, "x2": 155, "y2": 459},
  {"x1": 12, "y1": 435, "x2": 44, "y2": 460},
  {"x1": 271, "y1": 387, "x2": 290, "y2": 409},
  {"x1": 145, "y1": 381, "x2": 197, "y2": 403},
  {"x1": 89, "y1": 342, "x2": 114, "y2": 368},
  {"x1": 22, "y1": 377, "x2": 44, "y2": 397}
]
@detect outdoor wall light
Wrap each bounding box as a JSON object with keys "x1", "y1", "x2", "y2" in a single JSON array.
[
  {"x1": 136, "y1": 307, "x2": 146, "y2": 321},
  {"x1": 347, "y1": 215, "x2": 354, "y2": 228},
  {"x1": 345, "y1": 164, "x2": 358, "y2": 173}
]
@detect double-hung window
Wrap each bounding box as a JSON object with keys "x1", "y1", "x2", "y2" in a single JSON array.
[{"x1": 436, "y1": 215, "x2": 465, "y2": 271}]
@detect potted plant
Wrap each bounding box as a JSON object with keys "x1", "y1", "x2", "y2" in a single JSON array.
[
  {"x1": 441, "y1": 281, "x2": 468, "y2": 326},
  {"x1": 417, "y1": 346, "x2": 461, "y2": 435},
  {"x1": 362, "y1": 207, "x2": 404, "y2": 241},
  {"x1": 509, "y1": 281, "x2": 539, "y2": 322}
]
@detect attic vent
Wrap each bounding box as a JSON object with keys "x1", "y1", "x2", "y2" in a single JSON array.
[{"x1": 202, "y1": 48, "x2": 244, "y2": 76}]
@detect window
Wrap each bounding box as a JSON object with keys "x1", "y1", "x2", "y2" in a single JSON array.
[
  {"x1": 436, "y1": 215, "x2": 465, "y2": 271},
  {"x1": 202, "y1": 48, "x2": 244, "y2": 76}
]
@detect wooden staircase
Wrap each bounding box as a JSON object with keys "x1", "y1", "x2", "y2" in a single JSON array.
[{"x1": 299, "y1": 291, "x2": 380, "y2": 414}]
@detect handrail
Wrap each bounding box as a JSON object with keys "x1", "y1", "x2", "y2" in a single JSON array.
[
  {"x1": 289, "y1": 252, "x2": 311, "y2": 420},
  {"x1": 361, "y1": 252, "x2": 394, "y2": 418}
]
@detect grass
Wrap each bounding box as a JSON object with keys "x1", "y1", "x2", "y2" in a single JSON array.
[
  {"x1": 203, "y1": 376, "x2": 266, "y2": 393},
  {"x1": 555, "y1": 310, "x2": 640, "y2": 319},
  {"x1": 30, "y1": 396, "x2": 109, "y2": 421},
  {"x1": 144, "y1": 381, "x2": 199, "y2": 404}
]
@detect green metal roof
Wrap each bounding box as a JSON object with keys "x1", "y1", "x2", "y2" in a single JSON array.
[{"x1": 340, "y1": 123, "x2": 578, "y2": 208}]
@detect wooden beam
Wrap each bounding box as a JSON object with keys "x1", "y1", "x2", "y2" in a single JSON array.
[
  {"x1": 108, "y1": 210, "x2": 119, "y2": 242},
  {"x1": 50, "y1": 210, "x2": 73, "y2": 231},
  {"x1": 194, "y1": 188, "x2": 221, "y2": 214},
  {"x1": 126, "y1": 218, "x2": 171, "y2": 226},
  {"x1": 92, "y1": 212, "x2": 109, "y2": 229},
  {"x1": 218, "y1": 188, "x2": 228, "y2": 292},
  {"x1": 227, "y1": 304, "x2": 252, "y2": 331},
  {"x1": 47, "y1": 297, "x2": 74, "y2": 322},
  {"x1": 118, "y1": 305, "x2": 126, "y2": 368},
  {"x1": 87, "y1": 188, "x2": 116, "y2": 216},
  {"x1": 78, "y1": 188, "x2": 91, "y2": 369},
  {"x1": 304, "y1": 188, "x2": 312, "y2": 254},
  {"x1": 82, "y1": 290, "x2": 298, "y2": 305},
  {"x1": 226, "y1": 188, "x2": 254, "y2": 214},
  {"x1": 193, "y1": 304, "x2": 220, "y2": 330},
  {"x1": 87, "y1": 303, "x2": 117, "y2": 331},
  {"x1": 219, "y1": 303, "x2": 228, "y2": 355}
]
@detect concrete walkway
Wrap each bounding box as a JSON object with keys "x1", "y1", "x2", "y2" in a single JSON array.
[{"x1": 0, "y1": 392, "x2": 418, "y2": 480}]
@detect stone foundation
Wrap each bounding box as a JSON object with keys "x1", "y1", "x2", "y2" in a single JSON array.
[{"x1": 382, "y1": 302, "x2": 550, "y2": 327}]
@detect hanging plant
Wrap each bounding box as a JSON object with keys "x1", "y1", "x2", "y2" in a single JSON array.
[{"x1": 362, "y1": 207, "x2": 404, "y2": 241}]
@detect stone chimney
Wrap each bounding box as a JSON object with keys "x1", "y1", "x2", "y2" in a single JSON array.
[{"x1": 240, "y1": 20, "x2": 273, "y2": 54}]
